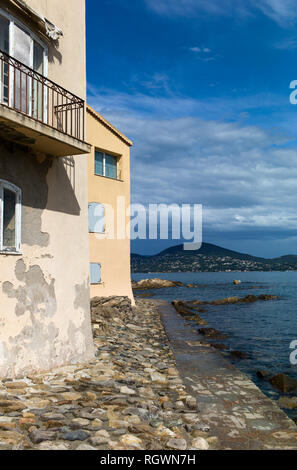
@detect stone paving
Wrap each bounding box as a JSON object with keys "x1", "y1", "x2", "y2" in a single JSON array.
[
  {"x1": 0, "y1": 297, "x2": 295, "y2": 450},
  {"x1": 158, "y1": 300, "x2": 297, "y2": 450},
  {"x1": 0, "y1": 298, "x2": 211, "y2": 450}
]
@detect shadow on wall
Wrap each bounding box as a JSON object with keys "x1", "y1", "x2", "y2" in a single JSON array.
[
  {"x1": 48, "y1": 39, "x2": 62, "y2": 66},
  {"x1": 0, "y1": 141, "x2": 80, "y2": 216}
]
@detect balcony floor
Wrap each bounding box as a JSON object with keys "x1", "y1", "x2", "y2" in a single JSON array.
[{"x1": 0, "y1": 104, "x2": 91, "y2": 157}]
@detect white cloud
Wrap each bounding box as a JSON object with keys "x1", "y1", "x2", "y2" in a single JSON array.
[
  {"x1": 145, "y1": 0, "x2": 297, "y2": 27},
  {"x1": 88, "y1": 84, "x2": 297, "y2": 243}
]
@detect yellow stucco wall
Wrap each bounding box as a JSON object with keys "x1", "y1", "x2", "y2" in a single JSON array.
[{"x1": 86, "y1": 106, "x2": 134, "y2": 304}]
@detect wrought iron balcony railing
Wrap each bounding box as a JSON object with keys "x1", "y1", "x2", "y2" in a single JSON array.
[{"x1": 0, "y1": 49, "x2": 85, "y2": 142}]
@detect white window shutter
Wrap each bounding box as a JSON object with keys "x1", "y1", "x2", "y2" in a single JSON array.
[
  {"x1": 90, "y1": 263, "x2": 101, "y2": 284},
  {"x1": 88, "y1": 202, "x2": 105, "y2": 233}
]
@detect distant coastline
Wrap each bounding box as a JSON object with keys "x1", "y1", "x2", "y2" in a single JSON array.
[{"x1": 131, "y1": 242, "x2": 297, "y2": 273}]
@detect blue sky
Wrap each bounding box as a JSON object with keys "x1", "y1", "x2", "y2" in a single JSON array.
[{"x1": 86, "y1": 0, "x2": 297, "y2": 257}]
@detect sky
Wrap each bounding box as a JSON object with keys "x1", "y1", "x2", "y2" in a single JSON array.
[{"x1": 86, "y1": 0, "x2": 297, "y2": 257}]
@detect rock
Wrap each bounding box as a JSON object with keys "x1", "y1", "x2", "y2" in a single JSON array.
[
  {"x1": 70, "y1": 418, "x2": 90, "y2": 429},
  {"x1": 185, "y1": 396, "x2": 197, "y2": 409},
  {"x1": 210, "y1": 343, "x2": 227, "y2": 351},
  {"x1": 256, "y1": 370, "x2": 271, "y2": 379},
  {"x1": 183, "y1": 413, "x2": 199, "y2": 424},
  {"x1": 278, "y1": 396, "x2": 297, "y2": 409},
  {"x1": 119, "y1": 434, "x2": 143, "y2": 448},
  {"x1": 167, "y1": 368, "x2": 178, "y2": 377},
  {"x1": 191, "y1": 437, "x2": 209, "y2": 450},
  {"x1": 150, "y1": 372, "x2": 167, "y2": 384},
  {"x1": 172, "y1": 301, "x2": 196, "y2": 317},
  {"x1": 230, "y1": 350, "x2": 247, "y2": 360},
  {"x1": 60, "y1": 392, "x2": 82, "y2": 401},
  {"x1": 29, "y1": 429, "x2": 56, "y2": 444},
  {"x1": 166, "y1": 438, "x2": 187, "y2": 450},
  {"x1": 269, "y1": 374, "x2": 297, "y2": 393},
  {"x1": 198, "y1": 328, "x2": 227, "y2": 339},
  {"x1": 120, "y1": 386, "x2": 136, "y2": 395},
  {"x1": 132, "y1": 279, "x2": 183, "y2": 290},
  {"x1": 38, "y1": 441, "x2": 70, "y2": 450},
  {"x1": 63, "y1": 430, "x2": 90, "y2": 441},
  {"x1": 186, "y1": 284, "x2": 198, "y2": 288},
  {"x1": 233, "y1": 280, "x2": 241, "y2": 285},
  {"x1": 5, "y1": 381, "x2": 27, "y2": 389},
  {"x1": 89, "y1": 435, "x2": 109, "y2": 445},
  {"x1": 75, "y1": 443, "x2": 97, "y2": 450}
]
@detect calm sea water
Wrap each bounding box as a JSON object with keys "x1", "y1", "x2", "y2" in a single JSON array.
[{"x1": 132, "y1": 271, "x2": 297, "y2": 418}]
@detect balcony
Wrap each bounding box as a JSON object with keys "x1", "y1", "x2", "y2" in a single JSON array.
[{"x1": 0, "y1": 50, "x2": 91, "y2": 157}]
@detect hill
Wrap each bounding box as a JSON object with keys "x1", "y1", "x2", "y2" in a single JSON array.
[{"x1": 131, "y1": 242, "x2": 297, "y2": 273}]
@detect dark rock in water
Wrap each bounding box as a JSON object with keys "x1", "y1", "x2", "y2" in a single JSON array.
[
  {"x1": 134, "y1": 292, "x2": 155, "y2": 297},
  {"x1": 132, "y1": 278, "x2": 183, "y2": 290},
  {"x1": 256, "y1": 370, "x2": 271, "y2": 379},
  {"x1": 172, "y1": 301, "x2": 195, "y2": 316},
  {"x1": 172, "y1": 301, "x2": 208, "y2": 325},
  {"x1": 211, "y1": 296, "x2": 240, "y2": 305},
  {"x1": 188, "y1": 300, "x2": 206, "y2": 306},
  {"x1": 230, "y1": 350, "x2": 247, "y2": 360},
  {"x1": 186, "y1": 283, "x2": 198, "y2": 288},
  {"x1": 269, "y1": 373, "x2": 297, "y2": 393},
  {"x1": 198, "y1": 328, "x2": 228, "y2": 339},
  {"x1": 208, "y1": 294, "x2": 278, "y2": 306},
  {"x1": 210, "y1": 343, "x2": 227, "y2": 351}
]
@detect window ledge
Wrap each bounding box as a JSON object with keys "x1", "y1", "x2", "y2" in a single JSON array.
[
  {"x1": 94, "y1": 173, "x2": 124, "y2": 182},
  {"x1": 0, "y1": 250, "x2": 22, "y2": 256}
]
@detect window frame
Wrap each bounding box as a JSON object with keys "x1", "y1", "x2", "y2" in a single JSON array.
[
  {"x1": 94, "y1": 149, "x2": 119, "y2": 180},
  {"x1": 0, "y1": 179, "x2": 22, "y2": 254},
  {"x1": 0, "y1": 8, "x2": 49, "y2": 120}
]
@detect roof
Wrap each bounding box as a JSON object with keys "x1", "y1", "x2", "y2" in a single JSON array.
[{"x1": 86, "y1": 105, "x2": 133, "y2": 147}]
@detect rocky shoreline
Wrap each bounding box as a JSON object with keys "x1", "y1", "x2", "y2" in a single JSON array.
[
  {"x1": 171, "y1": 296, "x2": 297, "y2": 422},
  {"x1": 0, "y1": 297, "x2": 213, "y2": 451}
]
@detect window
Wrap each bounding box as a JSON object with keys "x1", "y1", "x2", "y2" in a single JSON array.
[
  {"x1": 0, "y1": 9, "x2": 48, "y2": 116},
  {"x1": 95, "y1": 150, "x2": 118, "y2": 179},
  {"x1": 0, "y1": 180, "x2": 21, "y2": 253},
  {"x1": 88, "y1": 202, "x2": 105, "y2": 233},
  {"x1": 90, "y1": 263, "x2": 101, "y2": 284}
]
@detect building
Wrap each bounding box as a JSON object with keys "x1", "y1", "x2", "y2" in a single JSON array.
[
  {"x1": 0, "y1": 0, "x2": 94, "y2": 377},
  {"x1": 86, "y1": 105, "x2": 134, "y2": 304}
]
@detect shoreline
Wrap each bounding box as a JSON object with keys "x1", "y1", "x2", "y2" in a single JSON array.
[
  {"x1": 155, "y1": 299, "x2": 297, "y2": 449},
  {"x1": 0, "y1": 296, "x2": 295, "y2": 450}
]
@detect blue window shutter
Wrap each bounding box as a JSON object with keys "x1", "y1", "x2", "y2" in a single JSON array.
[
  {"x1": 88, "y1": 203, "x2": 105, "y2": 233},
  {"x1": 90, "y1": 263, "x2": 101, "y2": 284},
  {"x1": 105, "y1": 153, "x2": 117, "y2": 179},
  {"x1": 95, "y1": 151, "x2": 104, "y2": 175}
]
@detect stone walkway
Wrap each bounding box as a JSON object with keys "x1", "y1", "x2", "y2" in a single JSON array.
[
  {"x1": 157, "y1": 300, "x2": 297, "y2": 450},
  {"x1": 0, "y1": 298, "x2": 212, "y2": 450}
]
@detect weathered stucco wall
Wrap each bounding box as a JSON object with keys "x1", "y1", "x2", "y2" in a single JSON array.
[
  {"x1": 0, "y1": 0, "x2": 94, "y2": 377},
  {"x1": 87, "y1": 108, "x2": 134, "y2": 304}
]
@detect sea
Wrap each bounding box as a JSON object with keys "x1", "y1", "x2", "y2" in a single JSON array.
[{"x1": 132, "y1": 271, "x2": 297, "y2": 419}]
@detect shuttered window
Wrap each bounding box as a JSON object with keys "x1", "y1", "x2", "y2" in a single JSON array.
[
  {"x1": 88, "y1": 202, "x2": 105, "y2": 233},
  {"x1": 90, "y1": 263, "x2": 101, "y2": 284}
]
